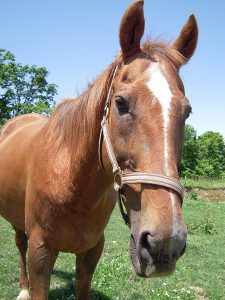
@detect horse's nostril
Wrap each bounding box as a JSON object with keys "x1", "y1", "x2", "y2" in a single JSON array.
[
  {"x1": 140, "y1": 232, "x2": 150, "y2": 248},
  {"x1": 139, "y1": 231, "x2": 159, "y2": 260}
]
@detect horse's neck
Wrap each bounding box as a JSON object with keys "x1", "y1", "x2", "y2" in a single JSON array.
[
  {"x1": 70, "y1": 89, "x2": 111, "y2": 197},
  {"x1": 47, "y1": 65, "x2": 114, "y2": 199}
]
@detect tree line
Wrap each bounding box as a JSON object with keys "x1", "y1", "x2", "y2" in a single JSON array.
[
  {"x1": 180, "y1": 125, "x2": 225, "y2": 179},
  {"x1": 0, "y1": 49, "x2": 224, "y2": 179}
]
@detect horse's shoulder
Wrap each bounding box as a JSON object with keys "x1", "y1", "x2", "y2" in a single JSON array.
[{"x1": 0, "y1": 113, "x2": 47, "y2": 143}]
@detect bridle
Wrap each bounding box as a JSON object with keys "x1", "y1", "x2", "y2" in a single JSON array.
[{"x1": 99, "y1": 64, "x2": 184, "y2": 227}]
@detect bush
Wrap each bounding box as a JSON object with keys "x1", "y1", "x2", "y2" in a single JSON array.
[
  {"x1": 180, "y1": 125, "x2": 225, "y2": 179},
  {"x1": 187, "y1": 191, "x2": 199, "y2": 201}
]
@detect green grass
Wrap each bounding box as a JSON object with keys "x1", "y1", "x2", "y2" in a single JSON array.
[
  {"x1": 0, "y1": 199, "x2": 225, "y2": 299},
  {"x1": 181, "y1": 177, "x2": 225, "y2": 189}
]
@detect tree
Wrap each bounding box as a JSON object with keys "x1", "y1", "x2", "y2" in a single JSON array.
[
  {"x1": 196, "y1": 131, "x2": 225, "y2": 178},
  {"x1": 180, "y1": 125, "x2": 199, "y2": 177},
  {"x1": 0, "y1": 49, "x2": 57, "y2": 126},
  {"x1": 180, "y1": 125, "x2": 225, "y2": 179}
]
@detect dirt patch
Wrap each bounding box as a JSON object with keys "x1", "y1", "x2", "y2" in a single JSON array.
[
  {"x1": 190, "y1": 286, "x2": 209, "y2": 300},
  {"x1": 191, "y1": 188, "x2": 225, "y2": 202}
]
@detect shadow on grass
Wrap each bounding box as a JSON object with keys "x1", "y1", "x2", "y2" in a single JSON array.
[{"x1": 49, "y1": 269, "x2": 111, "y2": 300}]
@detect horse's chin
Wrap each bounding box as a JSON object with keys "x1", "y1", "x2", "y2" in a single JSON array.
[{"x1": 129, "y1": 235, "x2": 176, "y2": 278}]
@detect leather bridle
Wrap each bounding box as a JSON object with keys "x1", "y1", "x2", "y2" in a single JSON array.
[{"x1": 98, "y1": 64, "x2": 184, "y2": 227}]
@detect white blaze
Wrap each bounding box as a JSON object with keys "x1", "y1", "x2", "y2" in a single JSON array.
[
  {"x1": 147, "y1": 62, "x2": 172, "y2": 172},
  {"x1": 147, "y1": 62, "x2": 179, "y2": 238}
]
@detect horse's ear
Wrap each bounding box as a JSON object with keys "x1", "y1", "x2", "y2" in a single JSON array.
[
  {"x1": 119, "y1": 0, "x2": 145, "y2": 59},
  {"x1": 173, "y1": 15, "x2": 198, "y2": 65}
]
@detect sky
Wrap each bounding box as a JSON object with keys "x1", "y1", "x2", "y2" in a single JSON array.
[{"x1": 1, "y1": 1, "x2": 225, "y2": 138}]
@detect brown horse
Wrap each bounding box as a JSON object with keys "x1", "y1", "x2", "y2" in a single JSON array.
[{"x1": 0, "y1": 1, "x2": 198, "y2": 299}]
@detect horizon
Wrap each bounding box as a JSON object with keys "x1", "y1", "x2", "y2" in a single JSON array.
[{"x1": 0, "y1": 1, "x2": 224, "y2": 138}]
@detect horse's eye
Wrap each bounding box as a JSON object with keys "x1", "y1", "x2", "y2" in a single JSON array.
[
  {"x1": 186, "y1": 108, "x2": 192, "y2": 119},
  {"x1": 115, "y1": 96, "x2": 129, "y2": 115}
]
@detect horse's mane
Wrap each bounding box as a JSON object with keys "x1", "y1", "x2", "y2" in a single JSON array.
[
  {"x1": 44, "y1": 61, "x2": 117, "y2": 154},
  {"x1": 44, "y1": 41, "x2": 185, "y2": 154}
]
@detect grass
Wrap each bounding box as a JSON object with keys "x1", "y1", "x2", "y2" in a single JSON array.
[
  {"x1": 181, "y1": 177, "x2": 225, "y2": 190},
  {"x1": 0, "y1": 198, "x2": 225, "y2": 300}
]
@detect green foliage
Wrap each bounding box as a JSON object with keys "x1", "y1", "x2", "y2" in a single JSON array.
[
  {"x1": 0, "y1": 48, "x2": 57, "y2": 125},
  {"x1": 187, "y1": 218, "x2": 217, "y2": 235},
  {"x1": 180, "y1": 125, "x2": 225, "y2": 179},
  {"x1": 185, "y1": 194, "x2": 218, "y2": 235},
  {"x1": 180, "y1": 125, "x2": 199, "y2": 178},
  {"x1": 182, "y1": 178, "x2": 195, "y2": 191},
  {"x1": 187, "y1": 191, "x2": 199, "y2": 201},
  {"x1": 196, "y1": 131, "x2": 225, "y2": 178}
]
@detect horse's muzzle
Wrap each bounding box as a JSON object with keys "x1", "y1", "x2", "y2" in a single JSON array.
[{"x1": 129, "y1": 230, "x2": 187, "y2": 277}]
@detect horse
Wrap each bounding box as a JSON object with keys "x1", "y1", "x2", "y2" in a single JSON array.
[{"x1": 0, "y1": 1, "x2": 198, "y2": 299}]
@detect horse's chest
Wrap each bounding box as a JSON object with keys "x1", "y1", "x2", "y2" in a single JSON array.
[
  {"x1": 27, "y1": 168, "x2": 115, "y2": 253},
  {"x1": 45, "y1": 199, "x2": 115, "y2": 253}
]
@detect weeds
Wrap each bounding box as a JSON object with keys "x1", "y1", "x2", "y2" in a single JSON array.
[
  {"x1": 187, "y1": 191, "x2": 200, "y2": 201},
  {"x1": 187, "y1": 218, "x2": 217, "y2": 235}
]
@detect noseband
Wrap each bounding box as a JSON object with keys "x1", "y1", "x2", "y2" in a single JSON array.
[{"x1": 99, "y1": 65, "x2": 184, "y2": 227}]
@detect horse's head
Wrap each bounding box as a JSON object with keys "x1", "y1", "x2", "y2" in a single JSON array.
[{"x1": 101, "y1": 0, "x2": 198, "y2": 277}]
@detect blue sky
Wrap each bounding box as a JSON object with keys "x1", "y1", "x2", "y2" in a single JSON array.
[{"x1": 1, "y1": 1, "x2": 225, "y2": 138}]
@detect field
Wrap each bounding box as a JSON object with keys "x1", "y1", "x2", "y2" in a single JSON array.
[
  {"x1": 181, "y1": 178, "x2": 225, "y2": 190},
  {"x1": 0, "y1": 197, "x2": 225, "y2": 300}
]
